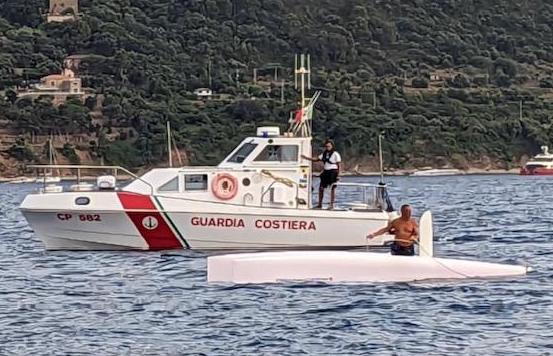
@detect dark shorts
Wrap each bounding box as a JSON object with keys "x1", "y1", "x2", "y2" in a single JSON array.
[
  {"x1": 390, "y1": 242, "x2": 415, "y2": 256},
  {"x1": 320, "y1": 169, "x2": 339, "y2": 189}
]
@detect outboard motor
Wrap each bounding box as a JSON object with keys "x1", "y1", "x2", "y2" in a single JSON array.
[{"x1": 97, "y1": 175, "x2": 117, "y2": 190}]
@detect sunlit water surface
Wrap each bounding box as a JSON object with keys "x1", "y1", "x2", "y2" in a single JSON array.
[{"x1": 1, "y1": 175, "x2": 552, "y2": 355}]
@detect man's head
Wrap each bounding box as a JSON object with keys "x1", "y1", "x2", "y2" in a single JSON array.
[
  {"x1": 324, "y1": 139, "x2": 335, "y2": 152},
  {"x1": 400, "y1": 204, "x2": 412, "y2": 219}
]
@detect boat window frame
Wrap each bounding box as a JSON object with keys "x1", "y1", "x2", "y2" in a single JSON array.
[
  {"x1": 183, "y1": 174, "x2": 208, "y2": 192},
  {"x1": 157, "y1": 176, "x2": 180, "y2": 192},
  {"x1": 252, "y1": 144, "x2": 300, "y2": 164},
  {"x1": 226, "y1": 142, "x2": 259, "y2": 164}
]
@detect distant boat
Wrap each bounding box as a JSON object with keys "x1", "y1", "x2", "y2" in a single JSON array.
[
  {"x1": 35, "y1": 176, "x2": 62, "y2": 184},
  {"x1": 410, "y1": 168, "x2": 463, "y2": 176},
  {"x1": 520, "y1": 146, "x2": 553, "y2": 175},
  {"x1": 35, "y1": 138, "x2": 61, "y2": 183},
  {"x1": 7, "y1": 177, "x2": 36, "y2": 184}
]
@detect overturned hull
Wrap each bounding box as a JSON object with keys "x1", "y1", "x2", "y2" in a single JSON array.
[{"x1": 207, "y1": 251, "x2": 530, "y2": 283}]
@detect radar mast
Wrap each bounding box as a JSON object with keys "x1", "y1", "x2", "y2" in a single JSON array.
[{"x1": 288, "y1": 54, "x2": 321, "y2": 137}]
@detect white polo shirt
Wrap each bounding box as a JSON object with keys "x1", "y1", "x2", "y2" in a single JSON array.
[{"x1": 318, "y1": 151, "x2": 341, "y2": 170}]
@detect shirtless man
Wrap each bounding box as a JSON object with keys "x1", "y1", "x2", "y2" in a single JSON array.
[{"x1": 366, "y1": 204, "x2": 419, "y2": 256}]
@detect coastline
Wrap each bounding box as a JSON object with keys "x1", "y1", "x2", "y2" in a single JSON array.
[
  {"x1": 340, "y1": 168, "x2": 520, "y2": 177},
  {"x1": 0, "y1": 169, "x2": 521, "y2": 183}
]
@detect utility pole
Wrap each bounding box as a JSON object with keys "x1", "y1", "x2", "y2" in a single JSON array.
[
  {"x1": 280, "y1": 79, "x2": 285, "y2": 103},
  {"x1": 274, "y1": 67, "x2": 278, "y2": 82},
  {"x1": 378, "y1": 133, "x2": 384, "y2": 184},
  {"x1": 207, "y1": 58, "x2": 212, "y2": 88},
  {"x1": 519, "y1": 100, "x2": 523, "y2": 120},
  {"x1": 253, "y1": 68, "x2": 257, "y2": 84},
  {"x1": 167, "y1": 121, "x2": 172, "y2": 168},
  {"x1": 373, "y1": 92, "x2": 377, "y2": 109}
]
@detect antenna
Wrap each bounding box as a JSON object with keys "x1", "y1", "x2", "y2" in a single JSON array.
[
  {"x1": 289, "y1": 54, "x2": 318, "y2": 138},
  {"x1": 307, "y1": 54, "x2": 311, "y2": 89},
  {"x1": 294, "y1": 54, "x2": 311, "y2": 109},
  {"x1": 294, "y1": 55, "x2": 298, "y2": 89}
]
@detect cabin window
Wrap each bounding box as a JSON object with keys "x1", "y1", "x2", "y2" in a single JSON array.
[
  {"x1": 185, "y1": 174, "x2": 208, "y2": 191},
  {"x1": 254, "y1": 145, "x2": 298, "y2": 162},
  {"x1": 158, "y1": 176, "x2": 179, "y2": 192},
  {"x1": 227, "y1": 143, "x2": 258, "y2": 163}
]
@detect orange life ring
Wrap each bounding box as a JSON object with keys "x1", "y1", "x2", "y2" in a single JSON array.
[{"x1": 211, "y1": 173, "x2": 238, "y2": 200}]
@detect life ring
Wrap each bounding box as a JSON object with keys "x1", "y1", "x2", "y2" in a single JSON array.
[{"x1": 212, "y1": 173, "x2": 238, "y2": 200}]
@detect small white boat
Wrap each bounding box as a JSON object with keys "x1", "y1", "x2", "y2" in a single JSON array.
[
  {"x1": 7, "y1": 177, "x2": 36, "y2": 184},
  {"x1": 207, "y1": 212, "x2": 531, "y2": 283},
  {"x1": 35, "y1": 176, "x2": 62, "y2": 184},
  {"x1": 35, "y1": 138, "x2": 61, "y2": 184},
  {"x1": 411, "y1": 168, "x2": 463, "y2": 176}
]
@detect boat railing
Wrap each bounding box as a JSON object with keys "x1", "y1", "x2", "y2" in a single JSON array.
[
  {"x1": 27, "y1": 164, "x2": 155, "y2": 195},
  {"x1": 331, "y1": 182, "x2": 391, "y2": 211}
]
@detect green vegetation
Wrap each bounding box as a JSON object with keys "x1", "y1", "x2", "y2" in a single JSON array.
[{"x1": 2, "y1": 0, "x2": 553, "y2": 170}]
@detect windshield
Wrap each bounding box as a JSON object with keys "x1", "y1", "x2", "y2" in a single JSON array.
[
  {"x1": 254, "y1": 145, "x2": 298, "y2": 162},
  {"x1": 227, "y1": 143, "x2": 258, "y2": 163}
]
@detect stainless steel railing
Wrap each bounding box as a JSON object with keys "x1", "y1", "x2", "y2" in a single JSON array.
[{"x1": 27, "y1": 164, "x2": 155, "y2": 195}]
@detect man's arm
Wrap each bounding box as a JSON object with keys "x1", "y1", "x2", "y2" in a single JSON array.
[
  {"x1": 411, "y1": 219, "x2": 419, "y2": 241},
  {"x1": 301, "y1": 154, "x2": 320, "y2": 162},
  {"x1": 336, "y1": 161, "x2": 341, "y2": 176},
  {"x1": 367, "y1": 221, "x2": 392, "y2": 239}
]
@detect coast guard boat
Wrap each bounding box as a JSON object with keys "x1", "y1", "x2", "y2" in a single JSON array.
[
  {"x1": 20, "y1": 56, "x2": 400, "y2": 251},
  {"x1": 520, "y1": 146, "x2": 553, "y2": 175}
]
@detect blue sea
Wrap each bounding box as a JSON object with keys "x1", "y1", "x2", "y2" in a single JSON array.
[{"x1": 1, "y1": 175, "x2": 552, "y2": 355}]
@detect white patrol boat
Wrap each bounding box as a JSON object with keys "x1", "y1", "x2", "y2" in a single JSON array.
[{"x1": 20, "y1": 56, "x2": 400, "y2": 251}]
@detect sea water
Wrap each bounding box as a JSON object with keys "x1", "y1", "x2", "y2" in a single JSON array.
[{"x1": 0, "y1": 175, "x2": 552, "y2": 355}]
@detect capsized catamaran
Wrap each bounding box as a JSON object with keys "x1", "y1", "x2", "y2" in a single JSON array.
[
  {"x1": 207, "y1": 212, "x2": 531, "y2": 283},
  {"x1": 21, "y1": 55, "x2": 400, "y2": 250}
]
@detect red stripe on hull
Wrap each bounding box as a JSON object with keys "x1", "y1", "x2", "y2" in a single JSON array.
[
  {"x1": 117, "y1": 192, "x2": 182, "y2": 250},
  {"x1": 117, "y1": 192, "x2": 157, "y2": 210},
  {"x1": 520, "y1": 168, "x2": 553, "y2": 175}
]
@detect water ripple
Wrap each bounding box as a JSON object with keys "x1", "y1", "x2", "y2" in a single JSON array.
[{"x1": 0, "y1": 176, "x2": 552, "y2": 354}]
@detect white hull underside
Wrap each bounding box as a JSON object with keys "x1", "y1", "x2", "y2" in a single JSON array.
[{"x1": 207, "y1": 251, "x2": 530, "y2": 283}]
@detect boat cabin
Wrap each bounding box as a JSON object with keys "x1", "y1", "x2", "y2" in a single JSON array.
[
  {"x1": 126, "y1": 126, "x2": 314, "y2": 209},
  {"x1": 122, "y1": 127, "x2": 392, "y2": 211}
]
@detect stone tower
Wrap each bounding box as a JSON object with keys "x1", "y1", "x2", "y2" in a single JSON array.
[{"x1": 47, "y1": 0, "x2": 78, "y2": 22}]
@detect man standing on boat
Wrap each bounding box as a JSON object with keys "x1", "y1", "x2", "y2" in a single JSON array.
[
  {"x1": 302, "y1": 139, "x2": 341, "y2": 209},
  {"x1": 366, "y1": 204, "x2": 419, "y2": 256}
]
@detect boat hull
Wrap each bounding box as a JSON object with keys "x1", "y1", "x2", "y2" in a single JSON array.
[
  {"x1": 520, "y1": 167, "x2": 553, "y2": 175},
  {"x1": 20, "y1": 191, "x2": 394, "y2": 250},
  {"x1": 207, "y1": 251, "x2": 530, "y2": 283}
]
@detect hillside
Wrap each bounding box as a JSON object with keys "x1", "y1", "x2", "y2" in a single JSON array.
[{"x1": 2, "y1": 0, "x2": 553, "y2": 175}]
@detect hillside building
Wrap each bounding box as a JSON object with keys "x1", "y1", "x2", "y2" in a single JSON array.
[
  {"x1": 194, "y1": 88, "x2": 213, "y2": 99},
  {"x1": 17, "y1": 67, "x2": 85, "y2": 105},
  {"x1": 47, "y1": 0, "x2": 79, "y2": 23}
]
